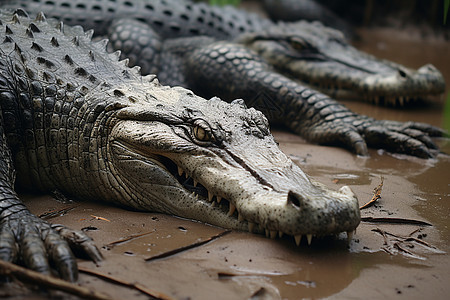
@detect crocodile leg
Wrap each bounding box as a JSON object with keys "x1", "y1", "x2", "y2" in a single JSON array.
[
  {"x1": 182, "y1": 41, "x2": 443, "y2": 158},
  {"x1": 0, "y1": 111, "x2": 102, "y2": 282},
  {"x1": 108, "y1": 18, "x2": 163, "y2": 77}
]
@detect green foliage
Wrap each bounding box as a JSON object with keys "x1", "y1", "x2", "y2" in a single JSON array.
[
  {"x1": 444, "y1": 92, "x2": 450, "y2": 134},
  {"x1": 209, "y1": 0, "x2": 240, "y2": 6},
  {"x1": 445, "y1": 0, "x2": 449, "y2": 24}
]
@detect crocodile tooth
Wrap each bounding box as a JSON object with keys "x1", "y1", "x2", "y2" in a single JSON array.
[
  {"x1": 238, "y1": 213, "x2": 244, "y2": 222},
  {"x1": 270, "y1": 230, "x2": 277, "y2": 239},
  {"x1": 294, "y1": 235, "x2": 302, "y2": 246},
  {"x1": 347, "y1": 231, "x2": 354, "y2": 243},
  {"x1": 216, "y1": 196, "x2": 222, "y2": 204},
  {"x1": 248, "y1": 222, "x2": 255, "y2": 233},
  {"x1": 185, "y1": 172, "x2": 189, "y2": 179},
  {"x1": 228, "y1": 203, "x2": 236, "y2": 216},
  {"x1": 208, "y1": 191, "x2": 213, "y2": 202},
  {"x1": 306, "y1": 234, "x2": 313, "y2": 245},
  {"x1": 278, "y1": 231, "x2": 284, "y2": 238},
  {"x1": 193, "y1": 179, "x2": 198, "y2": 187}
]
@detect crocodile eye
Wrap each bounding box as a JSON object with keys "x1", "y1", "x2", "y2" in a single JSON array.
[
  {"x1": 193, "y1": 125, "x2": 209, "y2": 141},
  {"x1": 192, "y1": 122, "x2": 214, "y2": 143},
  {"x1": 289, "y1": 37, "x2": 305, "y2": 50}
]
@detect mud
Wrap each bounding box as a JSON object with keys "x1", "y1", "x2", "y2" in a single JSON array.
[{"x1": 2, "y1": 20, "x2": 450, "y2": 300}]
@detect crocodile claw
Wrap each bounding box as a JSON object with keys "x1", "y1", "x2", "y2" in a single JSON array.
[
  {"x1": 303, "y1": 114, "x2": 444, "y2": 158},
  {"x1": 362, "y1": 119, "x2": 444, "y2": 158},
  {"x1": 52, "y1": 224, "x2": 103, "y2": 264},
  {"x1": 0, "y1": 210, "x2": 101, "y2": 282}
]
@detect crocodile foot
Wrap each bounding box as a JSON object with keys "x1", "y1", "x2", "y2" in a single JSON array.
[
  {"x1": 0, "y1": 210, "x2": 102, "y2": 282},
  {"x1": 302, "y1": 114, "x2": 445, "y2": 158}
]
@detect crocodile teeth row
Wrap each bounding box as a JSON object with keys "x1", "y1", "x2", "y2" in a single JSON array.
[
  {"x1": 370, "y1": 95, "x2": 417, "y2": 106},
  {"x1": 178, "y1": 166, "x2": 356, "y2": 246},
  {"x1": 293, "y1": 234, "x2": 312, "y2": 246}
]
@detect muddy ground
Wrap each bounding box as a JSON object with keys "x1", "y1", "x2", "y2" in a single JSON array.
[{"x1": 2, "y1": 11, "x2": 450, "y2": 300}]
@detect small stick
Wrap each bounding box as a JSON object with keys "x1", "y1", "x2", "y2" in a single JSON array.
[
  {"x1": 0, "y1": 260, "x2": 112, "y2": 300},
  {"x1": 38, "y1": 205, "x2": 78, "y2": 219},
  {"x1": 90, "y1": 215, "x2": 111, "y2": 222},
  {"x1": 360, "y1": 176, "x2": 384, "y2": 209},
  {"x1": 78, "y1": 267, "x2": 174, "y2": 300},
  {"x1": 145, "y1": 230, "x2": 231, "y2": 261},
  {"x1": 361, "y1": 217, "x2": 432, "y2": 226},
  {"x1": 104, "y1": 230, "x2": 156, "y2": 249}
]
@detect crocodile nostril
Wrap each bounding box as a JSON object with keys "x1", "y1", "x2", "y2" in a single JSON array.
[
  {"x1": 287, "y1": 191, "x2": 304, "y2": 209},
  {"x1": 398, "y1": 69, "x2": 407, "y2": 78}
]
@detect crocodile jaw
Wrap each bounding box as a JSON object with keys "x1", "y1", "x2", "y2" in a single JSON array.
[
  {"x1": 109, "y1": 119, "x2": 360, "y2": 238},
  {"x1": 240, "y1": 22, "x2": 446, "y2": 106},
  {"x1": 289, "y1": 60, "x2": 446, "y2": 105}
]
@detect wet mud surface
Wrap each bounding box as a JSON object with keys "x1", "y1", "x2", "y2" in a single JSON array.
[{"x1": 2, "y1": 22, "x2": 450, "y2": 300}]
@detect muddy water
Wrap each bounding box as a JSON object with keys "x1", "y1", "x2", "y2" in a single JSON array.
[{"x1": 12, "y1": 30, "x2": 450, "y2": 300}]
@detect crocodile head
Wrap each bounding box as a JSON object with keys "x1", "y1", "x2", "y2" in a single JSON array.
[
  {"x1": 237, "y1": 21, "x2": 446, "y2": 106},
  {"x1": 102, "y1": 81, "x2": 360, "y2": 243}
]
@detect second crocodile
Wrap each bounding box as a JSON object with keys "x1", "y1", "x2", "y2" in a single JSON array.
[{"x1": 1, "y1": 0, "x2": 446, "y2": 106}]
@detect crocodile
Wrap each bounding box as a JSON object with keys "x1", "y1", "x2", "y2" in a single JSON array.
[
  {"x1": 0, "y1": 8, "x2": 444, "y2": 281},
  {"x1": 0, "y1": 0, "x2": 446, "y2": 107}
]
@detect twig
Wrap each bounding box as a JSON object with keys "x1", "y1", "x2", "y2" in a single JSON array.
[
  {"x1": 372, "y1": 227, "x2": 444, "y2": 258},
  {"x1": 375, "y1": 229, "x2": 438, "y2": 250},
  {"x1": 360, "y1": 176, "x2": 384, "y2": 209},
  {"x1": 0, "y1": 260, "x2": 112, "y2": 300},
  {"x1": 145, "y1": 230, "x2": 231, "y2": 261},
  {"x1": 78, "y1": 267, "x2": 174, "y2": 300},
  {"x1": 38, "y1": 205, "x2": 78, "y2": 219},
  {"x1": 408, "y1": 228, "x2": 422, "y2": 236},
  {"x1": 104, "y1": 230, "x2": 156, "y2": 249},
  {"x1": 392, "y1": 242, "x2": 426, "y2": 260},
  {"x1": 361, "y1": 217, "x2": 432, "y2": 226},
  {"x1": 90, "y1": 215, "x2": 111, "y2": 222},
  {"x1": 372, "y1": 227, "x2": 389, "y2": 245}
]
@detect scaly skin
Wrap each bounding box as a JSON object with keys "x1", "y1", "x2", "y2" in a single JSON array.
[
  {"x1": 108, "y1": 20, "x2": 443, "y2": 158},
  {"x1": 0, "y1": 9, "x2": 364, "y2": 282},
  {"x1": 0, "y1": 0, "x2": 446, "y2": 106},
  {"x1": 236, "y1": 22, "x2": 446, "y2": 106}
]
